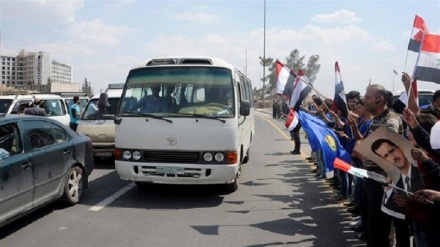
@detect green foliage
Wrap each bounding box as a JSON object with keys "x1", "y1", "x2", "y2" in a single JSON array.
[
  {"x1": 82, "y1": 78, "x2": 94, "y2": 97},
  {"x1": 262, "y1": 49, "x2": 321, "y2": 92}
]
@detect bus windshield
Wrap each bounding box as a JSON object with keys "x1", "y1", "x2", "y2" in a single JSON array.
[{"x1": 118, "y1": 67, "x2": 234, "y2": 118}]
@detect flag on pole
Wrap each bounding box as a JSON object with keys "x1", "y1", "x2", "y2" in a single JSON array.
[
  {"x1": 408, "y1": 15, "x2": 429, "y2": 52},
  {"x1": 285, "y1": 108, "x2": 299, "y2": 131},
  {"x1": 392, "y1": 80, "x2": 418, "y2": 114},
  {"x1": 331, "y1": 62, "x2": 348, "y2": 117},
  {"x1": 289, "y1": 70, "x2": 312, "y2": 111},
  {"x1": 334, "y1": 158, "x2": 388, "y2": 184},
  {"x1": 413, "y1": 33, "x2": 440, "y2": 84},
  {"x1": 275, "y1": 60, "x2": 296, "y2": 96}
]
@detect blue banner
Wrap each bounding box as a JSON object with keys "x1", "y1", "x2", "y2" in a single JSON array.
[{"x1": 298, "y1": 110, "x2": 351, "y2": 175}]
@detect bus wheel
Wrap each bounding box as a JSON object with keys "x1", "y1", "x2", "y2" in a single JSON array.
[
  {"x1": 242, "y1": 148, "x2": 250, "y2": 164},
  {"x1": 135, "y1": 182, "x2": 149, "y2": 190},
  {"x1": 225, "y1": 175, "x2": 239, "y2": 193}
]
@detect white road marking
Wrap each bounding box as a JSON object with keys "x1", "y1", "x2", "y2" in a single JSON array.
[{"x1": 89, "y1": 183, "x2": 135, "y2": 212}]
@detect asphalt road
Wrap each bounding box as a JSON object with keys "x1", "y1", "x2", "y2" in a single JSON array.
[{"x1": 0, "y1": 110, "x2": 365, "y2": 247}]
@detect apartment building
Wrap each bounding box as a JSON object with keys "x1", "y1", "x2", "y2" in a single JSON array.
[{"x1": 1, "y1": 49, "x2": 72, "y2": 86}]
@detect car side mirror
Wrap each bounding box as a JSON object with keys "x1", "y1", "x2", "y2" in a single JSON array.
[{"x1": 240, "y1": 100, "x2": 250, "y2": 116}]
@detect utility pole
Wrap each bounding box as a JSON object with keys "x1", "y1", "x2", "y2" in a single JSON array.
[{"x1": 262, "y1": 0, "x2": 266, "y2": 108}]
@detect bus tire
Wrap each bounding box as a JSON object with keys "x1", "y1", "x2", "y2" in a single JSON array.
[
  {"x1": 224, "y1": 175, "x2": 239, "y2": 193},
  {"x1": 135, "y1": 182, "x2": 149, "y2": 190},
  {"x1": 242, "y1": 148, "x2": 250, "y2": 164}
]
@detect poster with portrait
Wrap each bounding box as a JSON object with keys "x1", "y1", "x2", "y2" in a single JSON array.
[{"x1": 354, "y1": 126, "x2": 425, "y2": 219}]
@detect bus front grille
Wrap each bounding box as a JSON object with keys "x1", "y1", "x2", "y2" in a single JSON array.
[{"x1": 143, "y1": 151, "x2": 200, "y2": 163}]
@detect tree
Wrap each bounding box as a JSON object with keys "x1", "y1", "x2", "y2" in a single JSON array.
[
  {"x1": 304, "y1": 55, "x2": 321, "y2": 83},
  {"x1": 82, "y1": 78, "x2": 94, "y2": 97},
  {"x1": 258, "y1": 56, "x2": 274, "y2": 96},
  {"x1": 267, "y1": 49, "x2": 321, "y2": 91}
]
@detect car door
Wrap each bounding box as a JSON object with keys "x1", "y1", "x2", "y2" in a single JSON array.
[
  {"x1": 22, "y1": 120, "x2": 73, "y2": 206},
  {"x1": 0, "y1": 122, "x2": 33, "y2": 225}
]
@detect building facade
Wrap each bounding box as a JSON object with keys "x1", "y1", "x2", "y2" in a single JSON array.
[{"x1": 1, "y1": 49, "x2": 73, "y2": 87}]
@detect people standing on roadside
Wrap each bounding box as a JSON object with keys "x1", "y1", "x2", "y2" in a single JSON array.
[
  {"x1": 24, "y1": 98, "x2": 47, "y2": 116},
  {"x1": 354, "y1": 84, "x2": 406, "y2": 247},
  {"x1": 69, "y1": 96, "x2": 81, "y2": 131}
]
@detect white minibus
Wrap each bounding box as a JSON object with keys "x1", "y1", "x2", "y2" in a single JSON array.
[{"x1": 114, "y1": 57, "x2": 254, "y2": 192}]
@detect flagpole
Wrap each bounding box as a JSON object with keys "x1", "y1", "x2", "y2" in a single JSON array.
[{"x1": 392, "y1": 72, "x2": 395, "y2": 92}]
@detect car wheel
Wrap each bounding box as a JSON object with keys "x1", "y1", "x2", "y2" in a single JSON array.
[{"x1": 62, "y1": 166, "x2": 84, "y2": 205}]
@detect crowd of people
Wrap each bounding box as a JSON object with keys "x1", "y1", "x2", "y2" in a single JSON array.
[{"x1": 283, "y1": 72, "x2": 440, "y2": 247}]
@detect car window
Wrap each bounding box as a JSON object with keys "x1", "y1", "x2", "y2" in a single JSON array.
[
  {"x1": 0, "y1": 123, "x2": 23, "y2": 159},
  {"x1": 26, "y1": 121, "x2": 69, "y2": 149},
  {"x1": 0, "y1": 99, "x2": 13, "y2": 114},
  {"x1": 41, "y1": 99, "x2": 65, "y2": 116}
]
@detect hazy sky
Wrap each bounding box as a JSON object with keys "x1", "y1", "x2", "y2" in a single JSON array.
[{"x1": 1, "y1": 0, "x2": 439, "y2": 97}]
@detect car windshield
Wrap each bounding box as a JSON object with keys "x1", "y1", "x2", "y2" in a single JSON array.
[
  {"x1": 0, "y1": 99, "x2": 13, "y2": 114},
  {"x1": 118, "y1": 67, "x2": 234, "y2": 118},
  {"x1": 81, "y1": 98, "x2": 120, "y2": 120}
]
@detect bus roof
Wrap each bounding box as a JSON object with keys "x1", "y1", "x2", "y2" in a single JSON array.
[{"x1": 131, "y1": 57, "x2": 235, "y2": 71}]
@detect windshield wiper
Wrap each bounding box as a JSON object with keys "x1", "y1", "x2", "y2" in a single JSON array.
[
  {"x1": 140, "y1": 113, "x2": 173, "y2": 123},
  {"x1": 177, "y1": 113, "x2": 226, "y2": 123}
]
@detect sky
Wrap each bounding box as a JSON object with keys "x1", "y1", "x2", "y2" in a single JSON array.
[{"x1": 1, "y1": 0, "x2": 439, "y2": 98}]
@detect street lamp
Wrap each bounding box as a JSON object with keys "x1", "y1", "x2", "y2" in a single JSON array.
[{"x1": 261, "y1": 0, "x2": 266, "y2": 108}]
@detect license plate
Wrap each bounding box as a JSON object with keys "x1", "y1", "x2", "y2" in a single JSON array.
[
  {"x1": 156, "y1": 166, "x2": 184, "y2": 175},
  {"x1": 95, "y1": 152, "x2": 113, "y2": 157}
]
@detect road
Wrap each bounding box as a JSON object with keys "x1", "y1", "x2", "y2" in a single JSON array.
[{"x1": 0, "y1": 110, "x2": 365, "y2": 247}]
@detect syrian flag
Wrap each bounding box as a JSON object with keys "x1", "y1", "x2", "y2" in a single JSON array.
[
  {"x1": 413, "y1": 33, "x2": 440, "y2": 84},
  {"x1": 289, "y1": 70, "x2": 312, "y2": 111},
  {"x1": 392, "y1": 79, "x2": 418, "y2": 114},
  {"x1": 275, "y1": 60, "x2": 297, "y2": 96},
  {"x1": 331, "y1": 62, "x2": 348, "y2": 117},
  {"x1": 408, "y1": 15, "x2": 429, "y2": 52},
  {"x1": 285, "y1": 108, "x2": 299, "y2": 131},
  {"x1": 334, "y1": 158, "x2": 388, "y2": 185}
]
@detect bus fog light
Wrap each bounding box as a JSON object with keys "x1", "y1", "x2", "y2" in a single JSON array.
[
  {"x1": 214, "y1": 153, "x2": 224, "y2": 162},
  {"x1": 132, "y1": 151, "x2": 142, "y2": 160},
  {"x1": 203, "y1": 152, "x2": 213, "y2": 162},
  {"x1": 122, "y1": 150, "x2": 132, "y2": 160}
]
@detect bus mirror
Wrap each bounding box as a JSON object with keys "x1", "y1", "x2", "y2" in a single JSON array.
[
  {"x1": 98, "y1": 93, "x2": 108, "y2": 109},
  {"x1": 240, "y1": 100, "x2": 250, "y2": 116}
]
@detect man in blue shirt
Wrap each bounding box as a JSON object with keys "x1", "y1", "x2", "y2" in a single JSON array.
[
  {"x1": 132, "y1": 86, "x2": 168, "y2": 113},
  {"x1": 69, "y1": 96, "x2": 81, "y2": 131}
]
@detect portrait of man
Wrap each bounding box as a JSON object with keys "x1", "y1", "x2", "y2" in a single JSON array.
[{"x1": 354, "y1": 126, "x2": 426, "y2": 219}]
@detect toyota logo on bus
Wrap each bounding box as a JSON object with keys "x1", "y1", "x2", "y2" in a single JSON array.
[{"x1": 166, "y1": 137, "x2": 177, "y2": 146}]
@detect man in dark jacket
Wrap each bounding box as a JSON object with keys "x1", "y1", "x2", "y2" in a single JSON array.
[{"x1": 24, "y1": 98, "x2": 47, "y2": 116}]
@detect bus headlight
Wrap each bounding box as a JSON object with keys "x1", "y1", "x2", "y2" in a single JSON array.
[
  {"x1": 214, "y1": 152, "x2": 224, "y2": 162},
  {"x1": 132, "y1": 151, "x2": 142, "y2": 161},
  {"x1": 122, "y1": 150, "x2": 132, "y2": 160},
  {"x1": 203, "y1": 152, "x2": 213, "y2": 162}
]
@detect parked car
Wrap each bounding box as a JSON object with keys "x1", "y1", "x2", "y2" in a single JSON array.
[
  {"x1": 0, "y1": 114, "x2": 94, "y2": 228},
  {"x1": 77, "y1": 83, "x2": 123, "y2": 159},
  {"x1": 392, "y1": 89, "x2": 435, "y2": 107},
  {"x1": 0, "y1": 94, "x2": 70, "y2": 126}
]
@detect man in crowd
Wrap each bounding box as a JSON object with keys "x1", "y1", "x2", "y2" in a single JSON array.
[
  {"x1": 24, "y1": 98, "x2": 47, "y2": 116},
  {"x1": 355, "y1": 84, "x2": 406, "y2": 247}
]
